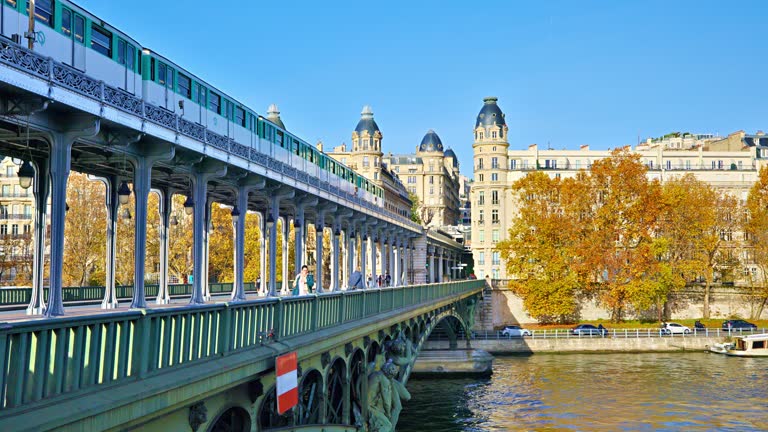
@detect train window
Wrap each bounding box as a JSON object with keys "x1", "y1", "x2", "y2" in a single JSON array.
[
  {"x1": 74, "y1": 14, "x2": 84, "y2": 44},
  {"x1": 158, "y1": 63, "x2": 166, "y2": 85},
  {"x1": 117, "y1": 40, "x2": 126, "y2": 65},
  {"x1": 275, "y1": 130, "x2": 284, "y2": 147},
  {"x1": 209, "y1": 92, "x2": 221, "y2": 114},
  {"x1": 5, "y1": 1, "x2": 17, "y2": 9},
  {"x1": 61, "y1": 8, "x2": 72, "y2": 36},
  {"x1": 196, "y1": 84, "x2": 206, "y2": 107},
  {"x1": 127, "y1": 45, "x2": 135, "y2": 72},
  {"x1": 91, "y1": 25, "x2": 112, "y2": 57},
  {"x1": 235, "y1": 107, "x2": 245, "y2": 127},
  {"x1": 178, "y1": 73, "x2": 191, "y2": 99},
  {"x1": 150, "y1": 58, "x2": 156, "y2": 81},
  {"x1": 165, "y1": 66, "x2": 174, "y2": 89},
  {"x1": 28, "y1": 0, "x2": 53, "y2": 27}
]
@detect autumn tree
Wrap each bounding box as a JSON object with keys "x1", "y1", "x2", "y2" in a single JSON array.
[
  {"x1": 243, "y1": 212, "x2": 262, "y2": 284},
  {"x1": 743, "y1": 166, "x2": 768, "y2": 317},
  {"x1": 165, "y1": 195, "x2": 193, "y2": 284},
  {"x1": 654, "y1": 174, "x2": 717, "y2": 321},
  {"x1": 580, "y1": 149, "x2": 662, "y2": 322},
  {"x1": 208, "y1": 203, "x2": 234, "y2": 283},
  {"x1": 496, "y1": 171, "x2": 582, "y2": 323},
  {"x1": 63, "y1": 173, "x2": 106, "y2": 286}
]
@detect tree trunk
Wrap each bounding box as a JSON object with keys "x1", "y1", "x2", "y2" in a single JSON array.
[{"x1": 703, "y1": 280, "x2": 711, "y2": 319}]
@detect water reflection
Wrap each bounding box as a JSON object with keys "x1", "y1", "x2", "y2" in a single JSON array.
[{"x1": 398, "y1": 353, "x2": 768, "y2": 431}]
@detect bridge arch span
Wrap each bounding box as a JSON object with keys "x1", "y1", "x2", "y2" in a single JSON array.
[{"x1": 208, "y1": 405, "x2": 251, "y2": 432}]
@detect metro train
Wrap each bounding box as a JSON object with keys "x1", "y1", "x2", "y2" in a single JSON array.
[{"x1": 0, "y1": 0, "x2": 385, "y2": 207}]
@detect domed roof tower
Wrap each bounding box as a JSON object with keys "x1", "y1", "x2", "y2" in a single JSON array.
[
  {"x1": 354, "y1": 105, "x2": 381, "y2": 137},
  {"x1": 418, "y1": 129, "x2": 444, "y2": 152},
  {"x1": 266, "y1": 104, "x2": 285, "y2": 129}
]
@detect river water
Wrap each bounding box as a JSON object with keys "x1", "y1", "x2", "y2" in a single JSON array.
[{"x1": 398, "y1": 353, "x2": 768, "y2": 431}]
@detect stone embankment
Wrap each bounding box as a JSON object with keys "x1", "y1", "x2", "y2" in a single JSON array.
[{"x1": 423, "y1": 336, "x2": 728, "y2": 354}]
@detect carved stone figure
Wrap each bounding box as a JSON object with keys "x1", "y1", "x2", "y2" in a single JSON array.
[{"x1": 188, "y1": 401, "x2": 207, "y2": 432}]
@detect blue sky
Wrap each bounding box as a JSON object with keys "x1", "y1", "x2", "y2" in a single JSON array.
[{"x1": 78, "y1": 0, "x2": 767, "y2": 177}]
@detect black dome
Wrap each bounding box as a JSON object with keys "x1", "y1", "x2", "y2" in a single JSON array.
[
  {"x1": 444, "y1": 148, "x2": 458, "y2": 167},
  {"x1": 354, "y1": 105, "x2": 381, "y2": 136},
  {"x1": 419, "y1": 129, "x2": 443, "y2": 152},
  {"x1": 475, "y1": 97, "x2": 506, "y2": 128}
]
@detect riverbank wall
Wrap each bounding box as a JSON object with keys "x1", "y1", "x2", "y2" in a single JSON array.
[
  {"x1": 423, "y1": 336, "x2": 727, "y2": 354},
  {"x1": 478, "y1": 281, "x2": 768, "y2": 329}
]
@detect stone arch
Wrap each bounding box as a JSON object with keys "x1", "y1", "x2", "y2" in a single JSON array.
[
  {"x1": 208, "y1": 405, "x2": 250, "y2": 432},
  {"x1": 325, "y1": 357, "x2": 347, "y2": 424},
  {"x1": 425, "y1": 313, "x2": 469, "y2": 350},
  {"x1": 367, "y1": 341, "x2": 381, "y2": 364},
  {"x1": 296, "y1": 369, "x2": 323, "y2": 425},
  {"x1": 348, "y1": 349, "x2": 367, "y2": 427},
  {"x1": 257, "y1": 385, "x2": 293, "y2": 429}
]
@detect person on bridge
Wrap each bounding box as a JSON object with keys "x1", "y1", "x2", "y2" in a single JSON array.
[
  {"x1": 292, "y1": 265, "x2": 314, "y2": 295},
  {"x1": 349, "y1": 267, "x2": 364, "y2": 290}
]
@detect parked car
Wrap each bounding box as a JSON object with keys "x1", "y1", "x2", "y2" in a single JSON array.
[
  {"x1": 661, "y1": 322, "x2": 691, "y2": 335},
  {"x1": 722, "y1": 319, "x2": 757, "y2": 330},
  {"x1": 571, "y1": 324, "x2": 608, "y2": 336},
  {"x1": 500, "y1": 325, "x2": 531, "y2": 337}
]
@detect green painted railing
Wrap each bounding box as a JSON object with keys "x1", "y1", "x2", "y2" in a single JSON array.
[
  {"x1": 0, "y1": 282, "x2": 259, "y2": 306},
  {"x1": 0, "y1": 280, "x2": 483, "y2": 410}
]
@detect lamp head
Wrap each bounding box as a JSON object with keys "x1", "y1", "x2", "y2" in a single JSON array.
[
  {"x1": 230, "y1": 206, "x2": 241, "y2": 222},
  {"x1": 183, "y1": 195, "x2": 194, "y2": 215},
  {"x1": 117, "y1": 181, "x2": 132, "y2": 205},
  {"x1": 17, "y1": 160, "x2": 34, "y2": 189}
]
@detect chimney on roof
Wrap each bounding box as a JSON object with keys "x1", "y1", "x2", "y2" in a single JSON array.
[
  {"x1": 580, "y1": 144, "x2": 590, "y2": 151},
  {"x1": 528, "y1": 144, "x2": 538, "y2": 150}
]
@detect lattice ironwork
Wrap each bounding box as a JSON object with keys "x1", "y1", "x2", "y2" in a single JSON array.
[
  {"x1": 0, "y1": 40, "x2": 50, "y2": 78},
  {"x1": 103, "y1": 86, "x2": 143, "y2": 115},
  {"x1": 52, "y1": 63, "x2": 101, "y2": 99}
]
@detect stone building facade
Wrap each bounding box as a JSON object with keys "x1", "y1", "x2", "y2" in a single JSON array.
[
  {"x1": 469, "y1": 97, "x2": 767, "y2": 280},
  {"x1": 0, "y1": 157, "x2": 34, "y2": 283},
  {"x1": 326, "y1": 106, "x2": 412, "y2": 219}
]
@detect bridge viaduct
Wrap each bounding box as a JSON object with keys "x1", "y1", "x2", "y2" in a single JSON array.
[{"x1": 0, "y1": 38, "x2": 477, "y2": 431}]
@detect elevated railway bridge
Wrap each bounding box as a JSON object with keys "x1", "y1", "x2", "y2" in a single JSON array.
[{"x1": 0, "y1": 36, "x2": 475, "y2": 431}]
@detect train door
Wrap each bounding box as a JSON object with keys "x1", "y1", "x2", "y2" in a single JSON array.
[
  {"x1": 61, "y1": 8, "x2": 86, "y2": 70},
  {"x1": 117, "y1": 39, "x2": 136, "y2": 94},
  {"x1": 157, "y1": 62, "x2": 175, "y2": 110},
  {"x1": 195, "y1": 83, "x2": 206, "y2": 125}
]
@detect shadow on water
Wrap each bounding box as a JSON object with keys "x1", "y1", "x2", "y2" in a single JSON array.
[{"x1": 398, "y1": 353, "x2": 768, "y2": 432}]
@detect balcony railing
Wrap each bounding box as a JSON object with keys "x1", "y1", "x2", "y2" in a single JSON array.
[{"x1": 0, "y1": 214, "x2": 32, "y2": 220}]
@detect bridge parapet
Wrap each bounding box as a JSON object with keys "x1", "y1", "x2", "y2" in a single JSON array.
[{"x1": 0, "y1": 280, "x2": 483, "y2": 421}]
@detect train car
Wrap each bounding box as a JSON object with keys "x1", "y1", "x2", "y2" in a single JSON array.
[
  {"x1": 1, "y1": 0, "x2": 389, "y2": 211},
  {"x1": 1, "y1": 0, "x2": 143, "y2": 95}
]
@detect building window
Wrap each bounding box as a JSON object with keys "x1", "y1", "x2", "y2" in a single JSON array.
[
  {"x1": 575, "y1": 160, "x2": 581, "y2": 170},
  {"x1": 478, "y1": 209, "x2": 484, "y2": 223},
  {"x1": 478, "y1": 191, "x2": 484, "y2": 205},
  {"x1": 478, "y1": 230, "x2": 485, "y2": 242},
  {"x1": 479, "y1": 174, "x2": 484, "y2": 182},
  {"x1": 74, "y1": 14, "x2": 84, "y2": 44},
  {"x1": 492, "y1": 190, "x2": 499, "y2": 205},
  {"x1": 492, "y1": 131, "x2": 497, "y2": 139},
  {"x1": 11, "y1": 224, "x2": 18, "y2": 236},
  {"x1": 363, "y1": 156, "x2": 370, "y2": 167},
  {"x1": 492, "y1": 268, "x2": 500, "y2": 279},
  {"x1": 492, "y1": 251, "x2": 500, "y2": 265},
  {"x1": 510, "y1": 160, "x2": 516, "y2": 170},
  {"x1": 492, "y1": 209, "x2": 499, "y2": 224},
  {"x1": 491, "y1": 173, "x2": 498, "y2": 182},
  {"x1": 91, "y1": 25, "x2": 112, "y2": 57},
  {"x1": 429, "y1": 176, "x2": 434, "y2": 184},
  {"x1": 665, "y1": 160, "x2": 671, "y2": 170},
  {"x1": 478, "y1": 252, "x2": 485, "y2": 265},
  {"x1": 0, "y1": 225, "x2": 6, "y2": 235},
  {"x1": 429, "y1": 187, "x2": 434, "y2": 195},
  {"x1": 491, "y1": 157, "x2": 498, "y2": 169},
  {"x1": 477, "y1": 158, "x2": 484, "y2": 170},
  {"x1": 492, "y1": 229, "x2": 499, "y2": 243}
]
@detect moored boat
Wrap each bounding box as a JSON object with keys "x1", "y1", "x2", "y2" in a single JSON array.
[
  {"x1": 723, "y1": 333, "x2": 768, "y2": 357},
  {"x1": 707, "y1": 342, "x2": 733, "y2": 354}
]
